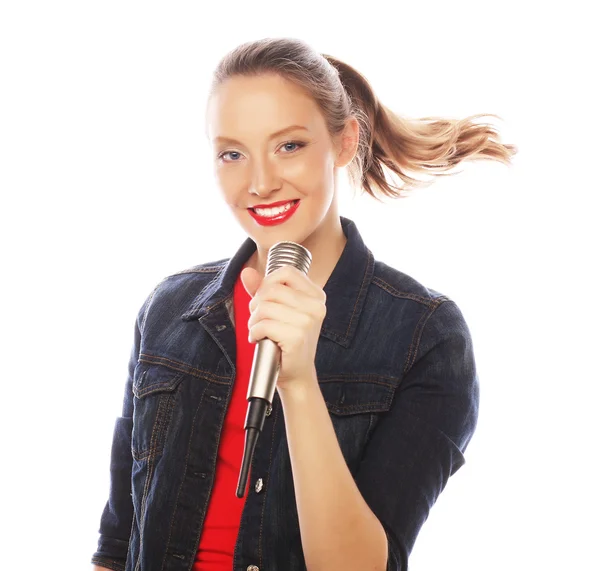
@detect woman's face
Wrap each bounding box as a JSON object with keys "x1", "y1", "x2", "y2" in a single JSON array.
[{"x1": 205, "y1": 73, "x2": 354, "y2": 253}]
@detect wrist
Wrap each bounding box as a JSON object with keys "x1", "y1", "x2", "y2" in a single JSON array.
[{"x1": 277, "y1": 372, "x2": 320, "y2": 403}]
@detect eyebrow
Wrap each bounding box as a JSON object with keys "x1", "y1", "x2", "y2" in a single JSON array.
[{"x1": 213, "y1": 125, "x2": 309, "y2": 145}]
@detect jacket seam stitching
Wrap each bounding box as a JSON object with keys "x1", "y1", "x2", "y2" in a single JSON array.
[
  {"x1": 140, "y1": 277, "x2": 167, "y2": 337},
  {"x1": 403, "y1": 298, "x2": 450, "y2": 374},
  {"x1": 91, "y1": 556, "x2": 125, "y2": 571},
  {"x1": 167, "y1": 264, "x2": 225, "y2": 277},
  {"x1": 160, "y1": 382, "x2": 211, "y2": 571},
  {"x1": 135, "y1": 444, "x2": 155, "y2": 571},
  {"x1": 125, "y1": 499, "x2": 137, "y2": 570},
  {"x1": 138, "y1": 354, "x2": 231, "y2": 384},
  {"x1": 344, "y1": 252, "x2": 374, "y2": 338},
  {"x1": 372, "y1": 276, "x2": 441, "y2": 307}
]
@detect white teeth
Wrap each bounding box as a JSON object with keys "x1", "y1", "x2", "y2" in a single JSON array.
[{"x1": 253, "y1": 200, "x2": 296, "y2": 217}]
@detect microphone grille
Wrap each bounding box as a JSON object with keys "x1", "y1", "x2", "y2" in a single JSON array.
[{"x1": 266, "y1": 241, "x2": 312, "y2": 276}]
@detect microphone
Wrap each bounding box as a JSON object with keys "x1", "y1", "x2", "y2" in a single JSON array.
[{"x1": 236, "y1": 240, "x2": 312, "y2": 498}]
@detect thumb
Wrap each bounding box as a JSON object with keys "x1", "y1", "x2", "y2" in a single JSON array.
[{"x1": 240, "y1": 266, "x2": 263, "y2": 298}]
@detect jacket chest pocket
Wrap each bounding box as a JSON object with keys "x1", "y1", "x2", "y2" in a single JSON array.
[
  {"x1": 131, "y1": 360, "x2": 185, "y2": 462},
  {"x1": 318, "y1": 377, "x2": 395, "y2": 473}
]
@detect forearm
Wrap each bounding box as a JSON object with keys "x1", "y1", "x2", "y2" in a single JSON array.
[{"x1": 278, "y1": 376, "x2": 388, "y2": 571}]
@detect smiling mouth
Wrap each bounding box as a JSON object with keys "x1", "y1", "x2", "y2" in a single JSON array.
[{"x1": 249, "y1": 199, "x2": 300, "y2": 214}]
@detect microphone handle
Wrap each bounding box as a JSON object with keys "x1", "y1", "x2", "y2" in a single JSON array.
[{"x1": 236, "y1": 338, "x2": 280, "y2": 497}]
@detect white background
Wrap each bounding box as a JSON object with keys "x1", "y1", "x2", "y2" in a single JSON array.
[{"x1": 1, "y1": 1, "x2": 598, "y2": 569}]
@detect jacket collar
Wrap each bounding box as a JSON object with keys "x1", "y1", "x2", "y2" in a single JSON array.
[{"x1": 181, "y1": 216, "x2": 374, "y2": 348}]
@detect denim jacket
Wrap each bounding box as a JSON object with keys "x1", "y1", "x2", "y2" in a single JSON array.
[{"x1": 92, "y1": 215, "x2": 479, "y2": 571}]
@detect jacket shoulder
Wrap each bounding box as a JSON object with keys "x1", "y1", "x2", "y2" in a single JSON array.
[
  {"x1": 136, "y1": 258, "x2": 230, "y2": 324},
  {"x1": 150, "y1": 258, "x2": 229, "y2": 293},
  {"x1": 372, "y1": 259, "x2": 449, "y2": 307},
  {"x1": 370, "y1": 259, "x2": 474, "y2": 364},
  {"x1": 166, "y1": 257, "x2": 230, "y2": 278}
]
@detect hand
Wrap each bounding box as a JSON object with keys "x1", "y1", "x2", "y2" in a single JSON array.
[{"x1": 240, "y1": 264, "x2": 327, "y2": 390}]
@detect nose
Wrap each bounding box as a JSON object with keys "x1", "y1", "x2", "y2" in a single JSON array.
[{"x1": 249, "y1": 155, "x2": 281, "y2": 197}]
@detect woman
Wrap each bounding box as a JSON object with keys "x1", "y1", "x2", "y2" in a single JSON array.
[{"x1": 91, "y1": 37, "x2": 516, "y2": 571}]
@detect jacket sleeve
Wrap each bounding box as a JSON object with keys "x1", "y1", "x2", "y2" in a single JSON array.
[
  {"x1": 91, "y1": 292, "x2": 153, "y2": 571},
  {"x1": 354, "y1": 298, "x2": 480, "y2": 571}
]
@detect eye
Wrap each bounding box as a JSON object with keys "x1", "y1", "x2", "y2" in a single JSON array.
[
  {"x1": 218, "y1": 150, "x2": 242, "y2": 162},
  {"x1": 281, "y1": 141, "x2": 306, "y2": 153},
  {"x1": 217, "y1": 140, "x2": 306, "y2": 163}
]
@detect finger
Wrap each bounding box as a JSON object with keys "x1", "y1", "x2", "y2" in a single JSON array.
[
  {"x1": 250, "y1": 267, "x2": 326, "y2": 311},
  {"x1": 250, "y1": 283, "x2": 326, "y2": 320},
  {"x1": 261, "y1": 265, "x2": 325, "y2": 301},
  {"x1": 248, "y1": 317, "x2": 308, "y2": 346},
  {"x1": 247, "y1": 299, "x2": 316, "y2": 331},
  {"x1": 250, "y1": 282, "x2": 307, "y2": 312}
]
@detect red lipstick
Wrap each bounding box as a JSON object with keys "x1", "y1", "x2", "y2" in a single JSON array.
[{"x1": 247, "y1": 199, "x2": 300, "y2": 226}]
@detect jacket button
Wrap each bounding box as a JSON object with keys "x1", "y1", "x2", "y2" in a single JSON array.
[
  {"x1": 265, "y1": 404, "x2": 272, "y2": 417},
  {"x1": 255, "y1": 478, "x2": 264, "y2": 493},
  {"x1": 247, "y1": 566, "x2": 260, "y2": 571},
  {"x1": 216, "y1": 324, "x2": 227, "y2": 331}
]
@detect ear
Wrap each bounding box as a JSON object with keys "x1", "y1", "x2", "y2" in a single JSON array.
[
  {"x1": 240, "y1": 266, "x2": 263, "y2": 298},
  {"x1": 334, "y1": 116, "x2": 360, "y2": 168}
]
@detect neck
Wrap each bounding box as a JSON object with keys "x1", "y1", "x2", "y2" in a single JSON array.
[{"x1": 245, "y1": 216, "x2": 346, "y2": 290}]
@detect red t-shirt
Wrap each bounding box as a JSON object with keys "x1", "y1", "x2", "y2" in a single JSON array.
[{"x1": 193, "y1": 270, "x2": 255, "y2": 570}]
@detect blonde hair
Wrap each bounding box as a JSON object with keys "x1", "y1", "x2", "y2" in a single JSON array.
[{"x1": 208, "y1": 37, "x2": 518, "y2": 202}]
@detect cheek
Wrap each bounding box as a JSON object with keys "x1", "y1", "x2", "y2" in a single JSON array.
[
  {"x1": 281, "y1": 159, "x2": 310, "y2": 180},
  {"x1": 215, "y1": 169, "x2": 246, "y2": 206},
  {"x1": 282, "y1": 151, "x2": 330, "y2": 184},
  {"x1": 216, "y1": 167, "x2": 241, "y2": 186}
]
